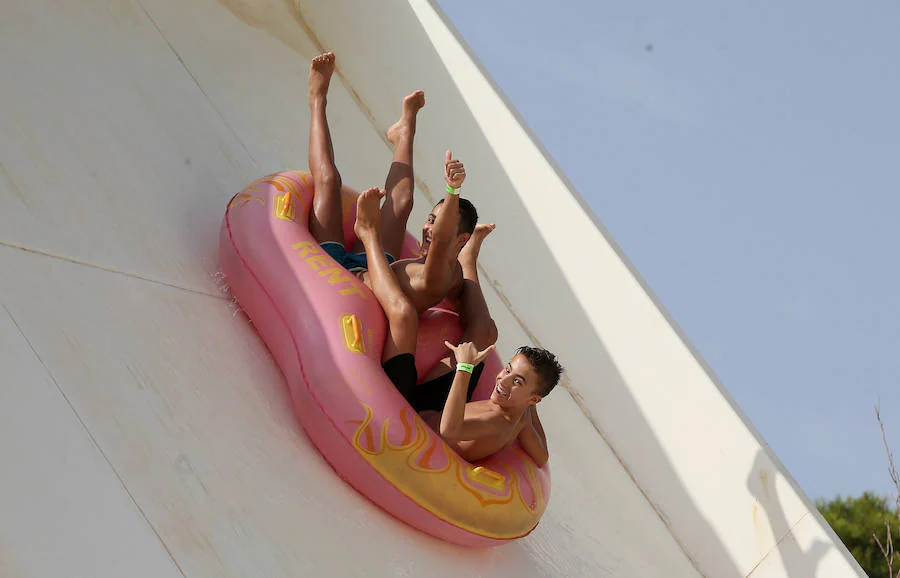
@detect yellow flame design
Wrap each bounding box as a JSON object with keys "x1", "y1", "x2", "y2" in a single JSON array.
[
  {"x1": 242, "y1": 173, "x2": 312, "y2": 214},
  {"x1": 347, "y1": 404, "x2": 546, "y2": 539},
  {"x1": 227, "y1": 193, "x2": 265, "y2": 209}
]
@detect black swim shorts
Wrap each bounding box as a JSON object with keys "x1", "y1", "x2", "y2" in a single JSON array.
[{"x1": 382, "y1": 353, "x2": 486, "y2": 413}]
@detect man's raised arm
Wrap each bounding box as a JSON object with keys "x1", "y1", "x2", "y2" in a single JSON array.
[{"x1": 423, "y1": 151, "x2": 466, "y2": 288}]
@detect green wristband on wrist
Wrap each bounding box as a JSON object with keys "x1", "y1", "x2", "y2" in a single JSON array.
[
  {"x1": 456, "y1": 362, "x2": 475, "y2": 374},
  {"x1": 446, "y1": 184, "x2": 460, "y2": 195}
]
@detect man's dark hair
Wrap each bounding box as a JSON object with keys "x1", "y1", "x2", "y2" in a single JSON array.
[
  {"x1": 516, "y1": 346, "x2": 564, "y2": 397},
  {"x1": 435, "y1": 197, "x2": 478, "y2": 236}
]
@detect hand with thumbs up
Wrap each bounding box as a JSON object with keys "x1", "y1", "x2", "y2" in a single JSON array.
[{"x1": 443, "y1": 150, "x2": 466, "y2": 190}]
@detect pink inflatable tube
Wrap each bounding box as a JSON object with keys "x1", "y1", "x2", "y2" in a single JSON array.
[{"x1": 218, "y1": 171, "x2": 550, "y2": 546}]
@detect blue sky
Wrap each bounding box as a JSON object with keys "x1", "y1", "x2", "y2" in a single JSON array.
[{"x1": 436, "y1": 0, "x2": 900, "y2": 501}]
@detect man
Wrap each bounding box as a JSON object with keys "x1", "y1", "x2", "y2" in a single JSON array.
[
  {"x1": 353, "y1": 186, "x2": 563, "y2": 467},
  {"x1": 306, "y1": 51, "x2": 474, "y2": 314}
]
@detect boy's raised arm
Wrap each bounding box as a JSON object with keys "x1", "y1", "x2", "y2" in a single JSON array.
[{"x1": 438, "y1": 340, "x2": 494, "y2": 443}]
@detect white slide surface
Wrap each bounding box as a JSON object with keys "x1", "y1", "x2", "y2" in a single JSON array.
[{"x1": 0, "y1": 1, "x2": 865, "y2": 576}]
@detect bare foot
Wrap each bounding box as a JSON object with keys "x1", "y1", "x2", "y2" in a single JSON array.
[
  {"x1": 309, "y1": 52, "x2": 335, "y2": 103},
  {"x1": 459, "y1": 223, "x2": 496, "y2": 265},
  {"x1": 387, "y1": 90, "x2": 425, "y2": 145},
  {"x1": 354, "y1": 187, "x2": 385, "y2": 242}
]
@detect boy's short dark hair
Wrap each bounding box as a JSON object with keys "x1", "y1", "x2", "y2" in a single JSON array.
[
  {"x1": 516, "y1": 346, "x2": 564, "y2": 397},
  {"x1": 435, "y1": 197, "x2": 478, "y2": 236}
]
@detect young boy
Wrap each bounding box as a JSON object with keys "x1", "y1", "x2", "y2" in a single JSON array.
[
  {"x1": 306, "y1": 51, "x2": 475, "y2": 314},
  {"x1": 353, "y1": 187, "x2": 563, "y2": 467}
]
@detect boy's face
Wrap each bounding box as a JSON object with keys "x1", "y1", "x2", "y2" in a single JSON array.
[{"x1": 491, "y1": 354, "x2": 542, "y2": 408}]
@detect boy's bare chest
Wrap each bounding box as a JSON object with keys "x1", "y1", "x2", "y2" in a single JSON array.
[{"x1": 465, "y1": 403, "x2": 522, "y2": 448}]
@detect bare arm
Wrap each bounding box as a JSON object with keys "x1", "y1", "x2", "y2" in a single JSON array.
[
  {"x1": 438, "y1": 368, "x2": 473, "y2": 442},
  {"x1": 517, "y1": 406, "x2": 549, "y2": 467},
  {"x1": 423, "y1": 151, "x2": 465, "y2": 288},
  {"x1": 439, "y1": 341, "x2": 495, "y2": 443}
]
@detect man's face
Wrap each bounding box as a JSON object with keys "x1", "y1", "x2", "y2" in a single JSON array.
[
  {"x1": 491, "y1": 354, "x2": 542, "y2": 407},
  {"x1": 420, "y1": 202, "x2": 443, "y2": 256}
]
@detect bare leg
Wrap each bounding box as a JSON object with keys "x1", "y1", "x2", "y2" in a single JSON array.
[
  {"x1": 379, "y1": 90, "x2": 425, "y2": 258},
  {"x1": 457, "y1": 223, "x2": 498, "y2": 348},
  {"x1": 421, "y1": 223, "x2": 498, "y2": 381},
  {"x1": 307, "y1": 52, "x2": 344, "y2": 245},
  {"x1": 354, "y1": 188, "x2": 419, "y2": 362}
]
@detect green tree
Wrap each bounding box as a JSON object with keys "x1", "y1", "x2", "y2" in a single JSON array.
[{"x1": 817, "y1": 492, "x2": 899, "y2": 578}]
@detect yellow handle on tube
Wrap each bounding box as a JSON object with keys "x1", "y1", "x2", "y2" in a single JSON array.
[
  {"x1": 340, "y1": 314, "x2": 365, "y2": 354},
  {"x1": 471, "y1": 466, "x2": 506, "y2": 490}
]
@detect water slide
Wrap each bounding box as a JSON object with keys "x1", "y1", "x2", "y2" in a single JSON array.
[{"x1": 0, "y1": 1, "x2": 866, "y2": 576}]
